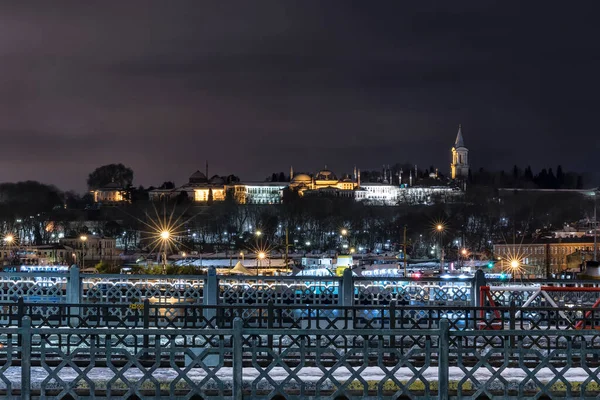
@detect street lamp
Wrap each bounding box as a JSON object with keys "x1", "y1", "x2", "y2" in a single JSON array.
[
  {"x1": 435, "y1": 224, "x2": 445, "y2": 274},
  {"x1": 79, "y1": 235, "x2": 87, "y2": 269},
  {"x1": 509, "y1": 259, "x2": 520, "y2": 279},
  {"x1": 255, "y1": 230, "x2": 262, "y2": 237},
  {"x1": 160, "y1": 230, "x2": 170, "y2": 274},
  {"x1": 4, "y1": 235, "x2": 15, "y2": 264},
  {"x1": 341, "y1": 229, "x2": 348, "y2": 236},
  {"x1": 257, "y1": 251, "x2": 266, "y2": 276}
]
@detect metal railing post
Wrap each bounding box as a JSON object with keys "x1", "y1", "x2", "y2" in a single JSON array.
[
  {"x1": 16, "y1": 296, "x2": 24, "y2": 325},
  {"x1": 389, "y1": 300, "x2": 396, "y2": 360},
  {"x1": 21, "y1": 316, "x2": 31, "y2": 400},
  {"x1": 470, "y1": 269, "x2": 486, "y2": 329},
  {"x1": 340, "y1": 268, "x2": 354, "y2": 307},
  {"x1": 204, "y1": 267, "x2": 219, "y2": 324},
  {"x1": 194, "y1": 267, "x2": 219, "y2": 367},
  {"x1": 143, "y1": 299, "x2": 150, "y2": 351},
  {"x1": 67, "y1": 265, "x2": 82, "y2": 327},
  {"x1": 66, "y1": 264, "x2": 82, "y2": 302},
  {"x1": 509, "y1": 300, "x2": 516, "y2": 347},
  {"x1": 267, "y1": 300, "x2": 274, "y2": 350},
  {"x1": 438, "y1": 318, "x2": 449, "y2": 400},
  {"x1": 232, "y1": 317, "x2": 243, "y2": 400},
  {"x1": 471, "y1": 269, "x2": 486, "y2": 307}
]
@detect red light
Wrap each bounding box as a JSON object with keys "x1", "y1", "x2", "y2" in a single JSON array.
[{"x1": 414, "y1": 273, "x2": 421, "y2": 278}]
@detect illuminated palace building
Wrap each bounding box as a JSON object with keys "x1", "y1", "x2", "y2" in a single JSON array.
[{"x1": 139, "y1": 126, "x2": 469, "y2": 206}]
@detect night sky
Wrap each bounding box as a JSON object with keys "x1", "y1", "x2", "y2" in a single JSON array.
[{"x1": 1, "y1": 1, "x2": 599, "y2": 192}]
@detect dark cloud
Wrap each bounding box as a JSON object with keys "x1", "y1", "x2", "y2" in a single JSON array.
[{"x1": 0, "y1": 1, "x2": 598, "y2": 191}]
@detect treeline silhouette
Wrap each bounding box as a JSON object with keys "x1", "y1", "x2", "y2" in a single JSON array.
[{"x1": 470, "y1": 165, "x2": 585, "y2": 189}]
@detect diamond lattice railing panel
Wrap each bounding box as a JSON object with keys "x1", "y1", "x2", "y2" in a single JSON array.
[
  {"x1": 245, "y1": 331, "x2": 437, "y2": 400},
  {"x1": 34, "y1": 329, "x2": 232, "y2": 399}
]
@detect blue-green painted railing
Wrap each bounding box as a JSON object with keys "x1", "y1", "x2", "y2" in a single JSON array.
[{"x1": 5, "y1": 318, "x2": 600, "y2": 399}]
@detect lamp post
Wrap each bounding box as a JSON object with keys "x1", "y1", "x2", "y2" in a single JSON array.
[
  {"x1": 4, "y1": 235, "x2": 14, "y2": 265},
  {"x1": 79, "y1": 235, "x2": 87, "y2": 269},
  {"x1": 510, "y1": 259, "x2": 520, "y2": 280},
  {"x1": 436, "y1": 224, "x2": 445, "y2": 274},
  {"x1": 160, "y1": 230, "x2": 170, "y2": 274},
  {"x1": 257, "y1": 251, "x2": 266, "y2": 276}
]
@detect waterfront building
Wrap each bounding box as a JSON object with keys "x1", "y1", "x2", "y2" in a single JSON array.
[
  {"x1": 231, "y1": 182, "x2": 287, "y2": 204},
  {"x1": 91, "y1": 181, "x2": 130, "y2": 204},
  {"x1": 148, "y1": 170, "x2": 226, "y2": 203},
  {"x1": 0, "y1": 244, "x2": 72, "y2": 266},
  {"x1": 493, "y1": 238, "x2": 597, "y2": 275},
  {"x1": 146, "y1": 126, "x2": 467, "y2": 206},
  {"x1": 60, "y1": 235, "x2": 118, "y2": 264}
]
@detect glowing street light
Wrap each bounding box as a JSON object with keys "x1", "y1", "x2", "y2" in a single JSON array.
[
  {"x1": 80, "y1": 235, "x2": 88, "y2": 269},
  {"x1": 256, "y1": 251, "x2": 266, "y2": 276},
  {"x1": 3, "y1": 235, "x2": 14, "y2": 244},
  {"x1": 510, "y1": 259, "x2": 520, "y2": 269},
  {"x1": 461, "y1": 248, "x2": 468, "y2": 256},
  {"x1": 434, "y1": 223, "x2": 446, "y2": 274},
  {"x1": 159, "y1": 230, "x2": 172, "y2": 274},
  {"x1": 341, "y1": 229, "x2": 348, "y2": 236},
  {"x1": 255, "y1": 230, "x2": 262, "y2": 237}
]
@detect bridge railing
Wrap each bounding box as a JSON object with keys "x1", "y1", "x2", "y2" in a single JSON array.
[
  {"x1": 5, "y1": 298, "x2": 600, "y2": 331},
  {"x1": 5, "y1": 318, "x2": 600, "y2": 399},
  {"x1": 5, "y1": 266, "x2": 600, "y2": 308}
]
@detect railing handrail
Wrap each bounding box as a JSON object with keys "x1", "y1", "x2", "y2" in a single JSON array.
[{"x1": 9, "y1": 299, "x2": 600, "y2": 313}]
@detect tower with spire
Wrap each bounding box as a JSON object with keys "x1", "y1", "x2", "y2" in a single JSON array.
[{"x1": 450, "y1": 124, "x2": 469, "y2": 179}]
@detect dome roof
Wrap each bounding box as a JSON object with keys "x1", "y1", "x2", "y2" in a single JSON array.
[
  {"x1": 292, "y1": 174, "x2": 312, "y2": 183},
  {"x1": 316, "y1": 169, "x2": 337, "y2": 181},
  {"x1": 189, "y1": 170, "x2": 208, "y2": 184}
]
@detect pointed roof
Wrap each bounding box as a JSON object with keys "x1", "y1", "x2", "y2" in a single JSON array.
[
  {"x1": 455, "y1": 124, "x2": 465, "y2": 148},
  {"x1": 230, "y1": 261, "x2": 252, "y2": 275}
]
